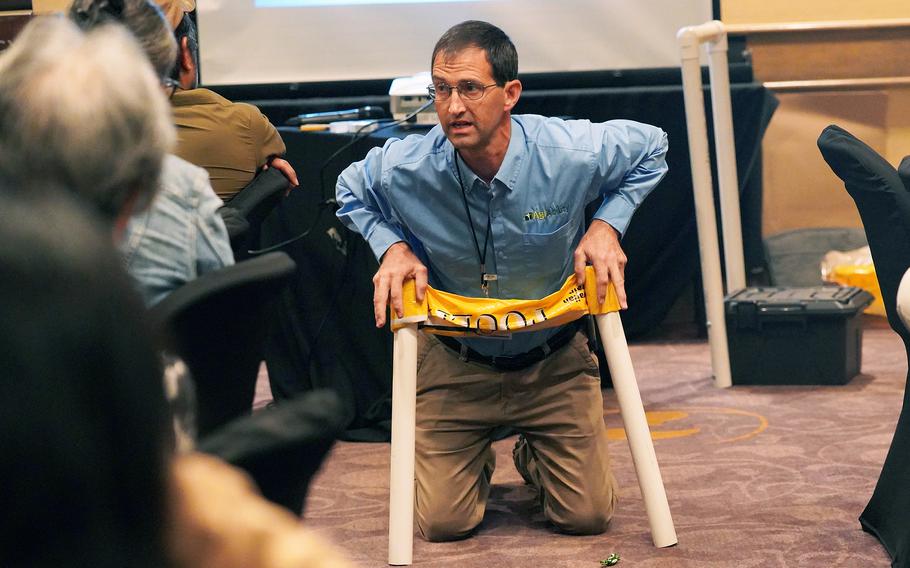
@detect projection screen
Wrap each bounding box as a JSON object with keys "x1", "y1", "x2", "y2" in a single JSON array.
[{"x1": 197, "y1": 0, "x2": 714, "y2": 86}]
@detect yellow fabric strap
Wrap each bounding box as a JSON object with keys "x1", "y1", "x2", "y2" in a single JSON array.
[{"x1": 391, "y1": 266, "x2": 620, "y2": 336}]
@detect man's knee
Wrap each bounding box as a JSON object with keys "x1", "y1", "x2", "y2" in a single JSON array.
[
  {"x1": 549, "y1": 504, "x2": 613, "y2": 535},
  {"x1": 546, "y1": 490, "x2": 616, "y2": 535},
  {"x1": 416, "y1": 509, "x2": 480, "y2": 542}
]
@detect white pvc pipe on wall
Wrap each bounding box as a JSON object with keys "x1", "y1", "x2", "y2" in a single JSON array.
[
  {"x1": 707, "y1": 33, "x2": 747, "y2": 293},
  {"x1": 677, "y1": 21, "x2": 734, "y2": 388},
  {"x1": 388, "y1": 324, "x2": 418, "y2": 565}
]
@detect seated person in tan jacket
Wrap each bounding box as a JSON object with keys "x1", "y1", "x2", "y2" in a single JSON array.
[{"x1": 167, "y1": 10, "x2": 297, "y2": 201}]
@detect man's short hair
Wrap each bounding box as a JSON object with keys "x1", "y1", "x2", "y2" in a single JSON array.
[
  {"x1": 170, "y1": 12, "x2": 199, "y2": 83},
  {"x1": 0, "y1": 16, "x2": 175, "y2": 222},
  {"x1": 70, "y1": 0, "x2": 177, "y2": 79},
  {"x1": 431, "y1": 20, "x2": 518, "y2": 85}
]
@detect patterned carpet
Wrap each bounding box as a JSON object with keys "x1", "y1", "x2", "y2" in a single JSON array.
[{"x1": 258, "y1": 317, "x2": 903, "y2": 567}]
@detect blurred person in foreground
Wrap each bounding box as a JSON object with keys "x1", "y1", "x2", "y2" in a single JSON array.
[
  {"x1": 0, "y1": 191, "x2": 171, "y2": 568},
  {"x1": 0, "y1": 8, "x2": 172, "y2": 238},
  {"x1": 0, "y1": 18, "x2": 175, "y2": 566},
  {"x1": 0, "y1": 17, "x2": 351, "y2": 568}
]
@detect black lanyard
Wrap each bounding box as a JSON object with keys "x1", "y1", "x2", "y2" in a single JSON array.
[{"x1": 453, "y1": 151, "x2": 496, "y2": 296}]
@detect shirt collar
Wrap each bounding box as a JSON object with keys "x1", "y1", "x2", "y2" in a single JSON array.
[
  {"x1": 446, "y1": 117, "x2": 526, "y2": 193},
  {"x1": 170, "y1": 87, "x2": 227, "y2": 107}
]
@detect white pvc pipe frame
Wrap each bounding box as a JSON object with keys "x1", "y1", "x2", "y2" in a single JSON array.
[
  {"x1": 388, "y1": 312, "x2": 677, "y2": 565},
  {"x1": 677, "y1": 20, "x2": 747, "y2": 389}
]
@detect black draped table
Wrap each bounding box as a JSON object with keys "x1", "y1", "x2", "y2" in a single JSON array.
[{"x1": 260, "y1": 83, "x2": 778, "y2": 440}]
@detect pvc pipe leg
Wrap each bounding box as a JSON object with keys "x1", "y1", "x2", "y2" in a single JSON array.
[
  {"x1": 389, "y1": 325, "x2": 418, "y2": 565},
  {"x1": 596, "y1": 312, "x2": 677, "y2": 547}
]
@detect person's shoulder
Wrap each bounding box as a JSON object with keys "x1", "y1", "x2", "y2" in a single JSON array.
[
  {"x1": 197, "y1": 89, "x2": 263, "y2": 119},
  {"x1": 162, "y1": 154, "x2": 208, "y2": 183},
  {"x1": 376, "y1": 125, "x2": 447, "y2": 170},
  {"x1": 177, "y1": 88, "x2": 261, "y2": 116},
  {"x1": 517, "y1": 115, "x2": 663, "y2": 150},
  {"x1": 160, "y1": 155, "x2": 216, "y2": 200},
  {"x1": 173, "y1": 87, "x2": 229, "y2": 107},
  {"x1": 515, "y1": 114, "x2": 597, "y2": 151}
]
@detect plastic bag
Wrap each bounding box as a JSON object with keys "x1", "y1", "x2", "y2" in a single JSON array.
[{"x1": 821, "y1": 245, "x2": 885, "y2": 316}]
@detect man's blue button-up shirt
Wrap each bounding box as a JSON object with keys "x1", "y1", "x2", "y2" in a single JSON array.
[{"x1": 337, "y1": 114, "x2": 668, "y2": 357}]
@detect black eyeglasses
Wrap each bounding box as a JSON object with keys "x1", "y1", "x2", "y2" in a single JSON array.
[
  {"x1": 161, "y1": 77, "x2": 180, "y2": 98},
  {"x1": 428, "y1": 81, "x2": 500, "y2": 102}
]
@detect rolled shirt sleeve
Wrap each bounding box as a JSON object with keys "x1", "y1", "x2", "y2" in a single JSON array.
[
  {"x1": 336, "y1": 142, "x2": 408, "y2": 260},
  {"x1": 589, "y1": 120, "x2": 669, "y2": 236}
]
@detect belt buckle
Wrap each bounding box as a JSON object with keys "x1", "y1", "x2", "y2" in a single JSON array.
[
  {"x1": 490, "y1": 354, "x2": 522, "y2": 371},
  {"x1": 493, "y1": 353, "x2": 536, "y2": 371}
]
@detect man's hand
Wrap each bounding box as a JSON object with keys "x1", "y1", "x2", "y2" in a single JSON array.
[
  {"x1": 373, "y1": 242, "x2": 428, "y2": 328},
  {"x1": 262, "y1": 157, "x2": 299, "y2": 195},
  {"x1": 574, "y1": 220, "x2": 628, "y2": 309}
]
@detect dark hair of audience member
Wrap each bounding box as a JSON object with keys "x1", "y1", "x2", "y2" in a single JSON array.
[
  {"x1": 170, "y1": 11, "x2": 198, "y2": 84},
  {"x1": 0, "y1": 191, "x2": 174, "y2": 568},
  {"x1": 70, "y1": 0, "x2": 177, "y2": 78}
]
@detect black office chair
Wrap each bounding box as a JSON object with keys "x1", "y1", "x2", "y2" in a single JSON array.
[
  {"x1": 818, "y1": 124, "x2": 910, "y2": 568},
  {"x1": 219, "y1": 167, "x2": 290, "y2": 260},
  {"x1": 198, "y1": 389, "x2": 346, "y2": 517},
  {"x1": 151, "y1": 252, "x2": 297, "y2": 438}
]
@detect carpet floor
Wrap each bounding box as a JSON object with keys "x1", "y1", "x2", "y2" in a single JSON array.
[{"x1": 257, "y1": 318, "x2": 902, "y2": 567}]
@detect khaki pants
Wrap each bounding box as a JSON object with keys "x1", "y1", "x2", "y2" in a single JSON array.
[{"x1": 414, "y1": 331, "x2": 618, "y2": 542}]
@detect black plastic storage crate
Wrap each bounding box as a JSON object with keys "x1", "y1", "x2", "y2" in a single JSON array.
[{"x1": 724, "y1": 286, "x2": 874, "y2": 385}]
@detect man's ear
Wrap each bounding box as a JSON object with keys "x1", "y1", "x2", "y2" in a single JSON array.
[
  {"x1": 177, "y1": 36, "x2": 197, "y2": 89},
  {"x1": 179, "y1": 36, "x2": 194, "y2": 73},
  {"x1": 503, "y1": 79, "x2": 522, "y2": 112}
]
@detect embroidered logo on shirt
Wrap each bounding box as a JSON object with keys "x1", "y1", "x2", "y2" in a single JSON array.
[{"x1": 524, "y1": 204, "x2": 568, "y2": 222}]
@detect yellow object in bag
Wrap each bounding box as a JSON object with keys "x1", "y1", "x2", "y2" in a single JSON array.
[
  {"x1": 828, "y1": 264, "x2": 885, "y2": 316},
  {"x1": 821, "y1": 245, "x2": 885, "y2": 317}
]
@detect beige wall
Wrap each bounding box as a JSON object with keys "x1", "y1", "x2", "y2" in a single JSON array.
[
  {"x1": 721, "y1": 1, "x2": 910, "y2": 237},
  {"x1": 32, "y1": 0, "x2": 72, "y2": 14},
  {"x1": 721, "y1": 0, "x2": 910, "y2": 24},
  {"x1": 761, "y1": 92, "x2": 881, "y2": 236},
  {"x1": 885, "y1": 89, "x2": 910, "y2": 164}
]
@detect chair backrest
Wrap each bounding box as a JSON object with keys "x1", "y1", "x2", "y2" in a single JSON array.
[
  {"x1": 817, "y1": 124, "x2": 910, "y2": 339},
  {"x1": 151, "y1": 252, "x2": 297, "y2": 437},
  {"x1": 218, "y1": 167, "x2": 289, "y2": 260},
  {"x1": 197, "y1": 389, "x2": 346, "y2": 517},
  {"x1": 819, "y1": 125, "x2": 910, "y2": 568},
  {"x1": 898, "y1": 155, "x2": 910, "y2": 192}
]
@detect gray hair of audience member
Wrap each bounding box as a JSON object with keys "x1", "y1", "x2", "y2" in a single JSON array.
[
  {"x1": 0, "y1": 16, "x2": 174, "y2": 222},
  {"x1": 70, "y1": 0, "x2": 177, "y2": 79}
]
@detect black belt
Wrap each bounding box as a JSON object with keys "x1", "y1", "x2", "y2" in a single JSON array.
[{"x1": 435, "y1": 321, "x2": 581, "y2": 371}]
